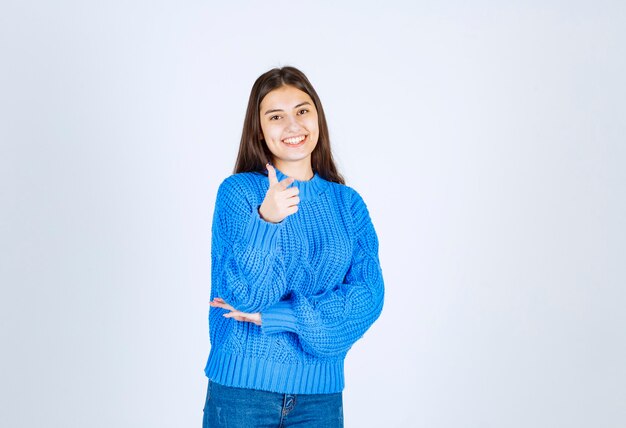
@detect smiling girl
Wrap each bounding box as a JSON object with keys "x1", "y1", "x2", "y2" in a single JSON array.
[{"x1": 202, "y1": 66, "x2": 385, "y2": 427}]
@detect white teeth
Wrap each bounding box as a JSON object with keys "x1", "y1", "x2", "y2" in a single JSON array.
[{"x1": 283, "y1": 135, "x2": 306, "y2": 144}]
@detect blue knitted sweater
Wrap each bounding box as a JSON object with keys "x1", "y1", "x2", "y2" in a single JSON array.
[{"x1": 204, "y1": 166, "x2": 385, "y2": 394}]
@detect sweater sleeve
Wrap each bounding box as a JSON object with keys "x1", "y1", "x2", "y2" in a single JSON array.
[
  {"x1": 260, "y1": 189, "x2": 385, "y2": 358},
  {"x1": 211, "y1": 176, "x2": 288, "y2": 313}
]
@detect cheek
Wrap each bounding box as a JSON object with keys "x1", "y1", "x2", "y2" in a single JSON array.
[
  {"x1": 261, "y1": 123, "x2": 279, "y2": 141},
  {"x1": 304, "y1": 117, "x2": 319, "y2": 134}
]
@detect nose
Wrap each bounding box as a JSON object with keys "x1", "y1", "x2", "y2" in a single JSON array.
[{"x1": 286, "y1": 114, "x2": 304, "y2": 132}]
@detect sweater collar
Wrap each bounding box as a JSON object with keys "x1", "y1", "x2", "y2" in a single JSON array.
[{"x1": 267, "y1": 165, "x2": 330, "y2": 201}]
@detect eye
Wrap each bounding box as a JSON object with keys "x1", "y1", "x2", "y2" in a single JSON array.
[
  {"x1": 269, "y1": 115, "x2": 281, "y2": 121},
  {"x1": 298, "y1": 109, "x2": 309, "y2": 115}
]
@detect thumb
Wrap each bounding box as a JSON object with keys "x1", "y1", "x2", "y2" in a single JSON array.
[{"x1": 266, "y1": 163, "x2": 278, "y2": 186}]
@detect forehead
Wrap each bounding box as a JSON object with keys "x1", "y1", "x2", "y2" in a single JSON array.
[{"x1": 260, "y1": 85, "x2": 314, "y2": 109}]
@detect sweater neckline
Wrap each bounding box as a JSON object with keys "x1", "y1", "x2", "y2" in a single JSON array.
[{"x1": 265, "y1": 165, "x2": 329, "y2": 201}]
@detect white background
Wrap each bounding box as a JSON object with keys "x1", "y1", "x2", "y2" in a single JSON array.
[{"x1": 1, "y1": 1, "x2": 624, "y2": 427}]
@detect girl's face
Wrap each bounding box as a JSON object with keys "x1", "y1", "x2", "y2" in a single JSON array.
[{"x1": 259, "y1": 85, "x2": 319, "y2": 169}]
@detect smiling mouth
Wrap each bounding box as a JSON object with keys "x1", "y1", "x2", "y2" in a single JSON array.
[{"x1": 282, "y1": 135, "x2": 307, "y2": 146}]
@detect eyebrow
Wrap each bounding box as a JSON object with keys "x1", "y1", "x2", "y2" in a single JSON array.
[{"x1": 263, "y1": 102, "x2": 312, "y2": 115}]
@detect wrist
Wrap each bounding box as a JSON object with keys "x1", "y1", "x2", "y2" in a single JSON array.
[
  {"x1": 258, "y1": 206, "x2": 279, "y2": 224},
  {"x1": 258, "y1": 206, "x2": 268, "y2": 221}
]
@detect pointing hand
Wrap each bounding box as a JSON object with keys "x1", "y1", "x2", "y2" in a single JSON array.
[{"x1": 258, "y1": 163, "x2": 300, "y2": 223}]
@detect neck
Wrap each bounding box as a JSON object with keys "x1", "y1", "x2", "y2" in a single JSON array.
[{"x1": 272, "y1": 160, "x2": 314, "y2": 181}]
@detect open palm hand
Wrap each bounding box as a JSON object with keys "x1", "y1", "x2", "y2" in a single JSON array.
[{"x1": 209, "y1": 297, "x2": 262, "y2": 326}]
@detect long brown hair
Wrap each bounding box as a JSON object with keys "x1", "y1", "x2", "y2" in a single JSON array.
[{"x1": 233, "y1": 66, "x2": 345, "y2": 185}]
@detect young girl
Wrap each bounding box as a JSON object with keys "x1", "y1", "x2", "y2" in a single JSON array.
[{"x1": 202, "y1": 66, "x2": 385, "y2": 427}]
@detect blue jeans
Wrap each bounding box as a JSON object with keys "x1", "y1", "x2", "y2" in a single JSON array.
[{"x1": 202, "y1": 379, "x2": 344, "y2": 427}]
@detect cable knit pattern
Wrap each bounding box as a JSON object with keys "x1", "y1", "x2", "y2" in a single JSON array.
[{"x1": 204, "y1": 166, "x2": 385, "y2": 394}]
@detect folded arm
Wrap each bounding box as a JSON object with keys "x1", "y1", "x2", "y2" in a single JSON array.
[{"x1": 261, "y1": 189, "x2": 385, "y2": 358}]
